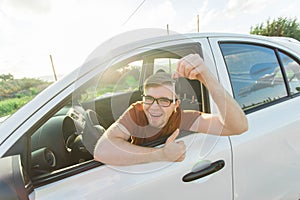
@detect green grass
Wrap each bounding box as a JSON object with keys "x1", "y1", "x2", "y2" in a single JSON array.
[
  {"x1": 0, "y1": 77, "x2": 52, "y2": 118},
  {"x1": 0, "y1": 96, "x2": 35, "y2": 117}
]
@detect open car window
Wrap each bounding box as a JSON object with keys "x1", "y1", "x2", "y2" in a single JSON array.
[{"x1": 25, "y1": 42, "x2": 208, "y2": 187}]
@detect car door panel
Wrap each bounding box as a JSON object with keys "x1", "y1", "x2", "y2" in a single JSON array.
[
  {"x1": 209, "y1": 36, "x2": 300, "y2": 199},
  {"x1": 34, "y1": 133, "x2": 232, "y2": 200},
  {"x1": 231, "y1": 98, "x2": 300, "y2": 199}
]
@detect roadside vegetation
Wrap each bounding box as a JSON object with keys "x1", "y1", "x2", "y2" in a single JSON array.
[
  {"x1": 250, "y1": 17, "x2": 300, "y2": 41},
  {"x1": 0, "y1": 73, "x2": 51, "y2": 117}
]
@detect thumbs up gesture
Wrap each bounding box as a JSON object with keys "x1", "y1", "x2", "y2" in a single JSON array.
[{"x1": 162, "y1": 129, "x2": 186, "y2": 162}]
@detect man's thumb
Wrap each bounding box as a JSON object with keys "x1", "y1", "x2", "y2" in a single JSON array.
[{"x1": 166, "y1": 129, "x2": 180, "y2": 144}]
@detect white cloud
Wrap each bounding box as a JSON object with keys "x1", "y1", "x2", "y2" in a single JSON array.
[
  {"x1": 122, "y1": 0, "x2": 177, "y2": 31},
  {"x1": 189, "y1": 0, "x2": 300, "y2": 34},
  {"x1": 0, "y1": 0, "x2": 181, "y2": 78},
  {"x1": 225, "y1": 0, "x2": 263, "y2": 16},
  {"x1": 2, "y1": 0, "x2": 51, "y2": 20},
  {"x1": 0, "y1": 0, "x2": 144, "y2": 78}
]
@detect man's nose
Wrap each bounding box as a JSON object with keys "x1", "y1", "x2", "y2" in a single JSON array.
[{"x1": 150, "y1": 99, "x2": 161, "y2": 108}]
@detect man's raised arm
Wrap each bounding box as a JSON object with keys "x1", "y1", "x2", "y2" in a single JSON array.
[{"x1": 174, "y1": 54, "x2": 248, "y2": 136}]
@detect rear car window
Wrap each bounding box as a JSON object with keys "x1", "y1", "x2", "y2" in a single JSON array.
[{"x1": 220, "y1": 43, "x2": 288, "y2": 111}]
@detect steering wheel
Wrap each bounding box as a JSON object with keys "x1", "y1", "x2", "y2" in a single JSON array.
[{"x1": 82, "y1": 109, "x2": 106, "y2": 155}]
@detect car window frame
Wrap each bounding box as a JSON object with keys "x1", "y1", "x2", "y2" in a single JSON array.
[
  {"x1": 15, "y1": 41, "x2": 210, "y2": 188},
  {"x1": 277, "y1": 50, "x2": 300, "y2": 97}
]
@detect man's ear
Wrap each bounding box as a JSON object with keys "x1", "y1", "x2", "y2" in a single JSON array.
[{"x1": 174, "y1": 99, "x2": 180, "y2": 111}]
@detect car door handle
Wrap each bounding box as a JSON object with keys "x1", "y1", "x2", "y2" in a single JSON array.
[{"x1": 182, "y1": 160, "x2": 225, "y2": 182}]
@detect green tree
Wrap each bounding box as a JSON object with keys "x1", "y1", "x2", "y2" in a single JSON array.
[
  {"x1": 0, "y1": 76, "x2": 51, "y2": 99},
  {"x1": 0, "y1": 73, "x2": 14, "y2": 82},
  {"x1": 250, "y1": 17, "x2": 300, "y2": 41}
]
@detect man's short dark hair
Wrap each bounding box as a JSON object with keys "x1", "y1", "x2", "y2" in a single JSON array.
[{"x1": 143, "y1": 72, "x2": 173, "y2": 90}]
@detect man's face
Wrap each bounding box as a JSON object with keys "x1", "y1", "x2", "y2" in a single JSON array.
[{"x1": 143, "y1": 85, "x2": 179, "y2": 128}]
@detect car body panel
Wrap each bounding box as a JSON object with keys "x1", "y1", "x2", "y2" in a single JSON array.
[
  {"x1": 230, "y1": 98, "x2": 300, "y2": 199},
  {"x1": 34, "y1": 134, "x2": 232, "y2": 200}
]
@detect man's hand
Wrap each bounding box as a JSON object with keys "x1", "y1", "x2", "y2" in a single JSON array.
[
  {"x1": 174, "y1": 54, "x2": 208, "y2": 83},
  {"x1": 162, "y1": 129, "x2": 186, "y2": 162}
]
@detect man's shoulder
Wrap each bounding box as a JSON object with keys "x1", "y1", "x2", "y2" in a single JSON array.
[
  {"x1": 127, "y1": 101, "x2": 144, "y2": 115},
  {"x1": 130, "y1": 101, "x2": 144, "y2": 110},
  {"x1": 124, "y1": 101, "x2": 148, "y2": 126}
]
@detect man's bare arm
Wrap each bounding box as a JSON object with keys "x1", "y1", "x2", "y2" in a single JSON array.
[
  {"x1": 94, "y1": 125, "x2": 185, "y2": 166},
  {"x1": 175, "y1": 54, "x2": 248, "y2": 136}
]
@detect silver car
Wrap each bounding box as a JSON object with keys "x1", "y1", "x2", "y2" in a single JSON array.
[{"x1": 1, "y1": 30, "x2": 300, "y2": 200}]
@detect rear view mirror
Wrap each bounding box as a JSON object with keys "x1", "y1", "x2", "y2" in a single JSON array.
[{"x1": 0, "y1": 155, "x2": 31, "y2": 200}]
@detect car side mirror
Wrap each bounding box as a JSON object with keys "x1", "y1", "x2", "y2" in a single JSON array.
[{"x1": 0, "y1": 155, "x2": 32, "y2": 200}]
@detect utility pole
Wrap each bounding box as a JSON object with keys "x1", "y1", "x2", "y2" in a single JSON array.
[
  {"x1": 166, "y1": 24, "x2": 170, "y2": 35},
  {"x1": 197, "y1": 15, "x2": 200, "y2": 32},
  {"x1": 166, "y1": 24, "x2": 171, "y2": 72},
  {"x1": 49, "y1": 55, "x2": 58, "y2": 81}
]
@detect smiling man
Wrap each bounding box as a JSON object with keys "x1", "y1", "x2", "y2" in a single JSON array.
[{"x1": 94, "y1": 54, "x2": 248, "y2": 166}]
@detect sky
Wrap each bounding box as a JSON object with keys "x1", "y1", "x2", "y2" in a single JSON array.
[{"x1": 1, "y1": 0, "x2": 300, "y2": 80}]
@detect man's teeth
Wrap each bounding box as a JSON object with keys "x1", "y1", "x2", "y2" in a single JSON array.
[{"x1": 150, "y1": 113, "x2": 162, "y2": 117}]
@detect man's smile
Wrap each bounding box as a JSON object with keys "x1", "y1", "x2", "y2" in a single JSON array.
[{"x1": 149, "y1": 112, "x2": 163, "y2": 117}]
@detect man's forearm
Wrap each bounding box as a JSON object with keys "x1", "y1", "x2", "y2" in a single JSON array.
[
  {"x1": 94, "y1": 126, "x2": 186, "y2": 166},
  {"x1": 94, "y1": 135, "x2": 165, "y2": 166}
]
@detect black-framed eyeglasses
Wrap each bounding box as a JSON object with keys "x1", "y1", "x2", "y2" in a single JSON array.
[{"x1": 142, "y1": 95, "x2": 177, "y2": 107}]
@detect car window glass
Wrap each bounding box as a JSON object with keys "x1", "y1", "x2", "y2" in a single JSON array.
[
  {"x1": 278, "y1": 52, "x2": 300, "y2": 95},
  {"x1": 154, "y1": 58, "x2": 179, "y2": 74},
  {"x1": 98, "y1": 60, "x2": 142, "y2": 97},
  {"x1": 220, "y1": 43, "x2": 288, "y2": 111}
]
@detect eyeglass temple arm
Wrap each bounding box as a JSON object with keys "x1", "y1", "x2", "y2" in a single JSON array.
[{"x1": 172, "y1": 78, "x2": 177, "y2": 104}]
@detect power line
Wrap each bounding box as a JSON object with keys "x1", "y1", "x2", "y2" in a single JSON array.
[{"x1": 122, "y1": 0, "x2": 146, "y2": 26}]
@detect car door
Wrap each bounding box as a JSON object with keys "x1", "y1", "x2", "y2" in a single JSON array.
[
  {"x1": 2, "y1": 38, "x2": 233, "y2": 200},
  {"x1": 209, "y1": 36, "x2": 300, "y2": 199}
]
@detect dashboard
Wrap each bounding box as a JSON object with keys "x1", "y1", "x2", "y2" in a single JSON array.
[{"x1": 30, "y1": 105, "x2": 94, "y2": 176}]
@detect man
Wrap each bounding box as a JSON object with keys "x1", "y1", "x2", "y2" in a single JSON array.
[{"x1": 94, "y1": 54, "x2": 248, "y2": 166}]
